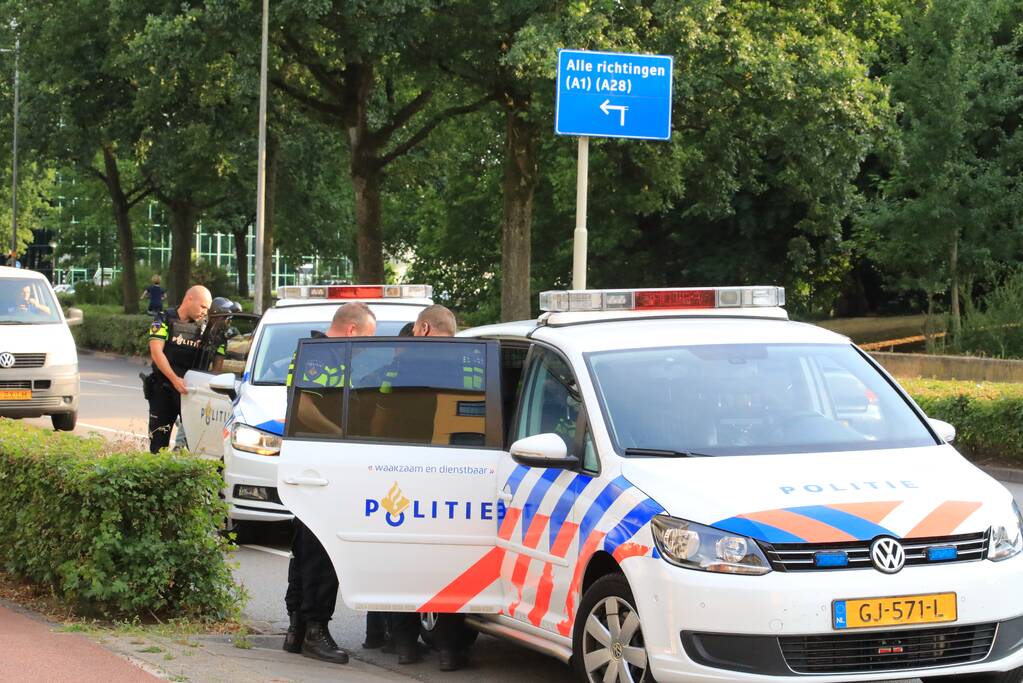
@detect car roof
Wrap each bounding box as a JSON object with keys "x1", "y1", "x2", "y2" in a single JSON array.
[
  {"x1": 463, "y1": 314, "x2": 850, "y2": 354},
  {"x1": 0, "y1": 266, "x2": 47, "y2": 281},
  {"x1": 261, "y1": 300, "x2": 429, "y2": 324}
]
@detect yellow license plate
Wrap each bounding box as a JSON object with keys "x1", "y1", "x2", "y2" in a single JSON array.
[
  {"x1": 834, "y1": 592, "x2": 957, "y2": 630},
  {"x1": 0, "y1": 389, "x2": 31, "y2": 401}
]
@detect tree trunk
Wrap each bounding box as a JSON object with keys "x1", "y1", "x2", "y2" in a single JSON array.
[
  {"x1": 950, "y1": 235, "x2": 961, "y2": 342},
  {"x1": 167, "y1": 198, "x2": 197, "y2": 305},
  {"x1": 101, "y1": 146, "x2": 139, "y2": 314},
  {"x1": 232, "y1": 224, "x2": 249, "y2": 299},
  {"x1": 346, "y1": 63, "x2": 385, "y2": 283},
  {"x1": 500, "y1": 105, "x2": 538, "y2": 321},
  {"x1": 262, "y1": 134, "x2": 279, "y2": 303}
]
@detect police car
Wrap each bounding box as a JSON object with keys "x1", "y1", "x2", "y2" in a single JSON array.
[
  {"x1": 180, "y1": 285, "x2": 432, "y2": 530},
  {"x1": 277, "y1": 286, "x2": 1023, "y2": 683}
]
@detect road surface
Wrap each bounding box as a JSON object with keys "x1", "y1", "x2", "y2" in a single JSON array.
[{"x1": 19, "y1": 353, "x2": 1023, "y2": 683}]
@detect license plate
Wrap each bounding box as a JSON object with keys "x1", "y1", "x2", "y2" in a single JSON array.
[
  {"x1": 833, "y1": 592, "x2": 957, "y2": 629},
  {"x1": 0, "y1": 390, "x2": 30, "y2": 401}
]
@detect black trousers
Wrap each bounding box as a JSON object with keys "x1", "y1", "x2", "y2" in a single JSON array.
[
  {"x1": 285, "y1": 518, "x2": 339, "y2": 623},
  {"x1": 386, "y1": 613, "x2": 466, "y2": 651},
  {"x1": 147, "y1": 379, "x2": 181, "y2": 454}
]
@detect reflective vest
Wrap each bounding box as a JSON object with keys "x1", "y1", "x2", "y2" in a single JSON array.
[{"x1": 286, "y1": 353, "x2": 346, "y2": 388}]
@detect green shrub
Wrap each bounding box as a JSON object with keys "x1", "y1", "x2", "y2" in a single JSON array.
[
  {"x1": 191, "y1": 261, "x2": 237, "y2": 299},
  {"x1": 956, "y1": 270, "x2": 1023, "y2": 359},
  {"x1": 72, "y1": 280, "x2": 122, "y2": 306},
  {"x1": 903, "y1": 378, "x2": 1023, "y2": 463},
  {"x1": 0, "y1": 420, "x2": 242, "y2": 619},
  {"x1": 71, "y1": 307, "x2": 152, "y2": 356}
]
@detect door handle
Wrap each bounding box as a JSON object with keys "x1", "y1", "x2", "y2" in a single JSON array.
[{"x1": 283, "y1": 476, "x2": 329, "y2": 487}]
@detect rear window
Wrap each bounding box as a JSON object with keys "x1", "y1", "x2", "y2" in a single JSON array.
[
  {"x1": 0, "y1": 278, "x2": 60, "y2": 324},
  {"x1": 250, "y1": 319, "x2": 409, "y2": 385}
]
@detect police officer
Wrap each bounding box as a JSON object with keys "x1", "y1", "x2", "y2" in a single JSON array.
[
  {"x1": 146, "y1": 285, "x2": 212, "y2": 453},
  {"x1": 384, "y1": 304, "x2": 476, "y2": 672},
  {"x1": 283, "y1": 302, "x2": 376, "y2": 665}
]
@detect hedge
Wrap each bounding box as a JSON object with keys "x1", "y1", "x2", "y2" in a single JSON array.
[
  {"x1": 903, "y1": 378, "x2": 1023, "y2": 464},
  {"x1": 0, "y1": 420, "x2": 243, "y2": 619},
  {"x1": 70, "y1": 307, "x2": 152, "y2": 356}
]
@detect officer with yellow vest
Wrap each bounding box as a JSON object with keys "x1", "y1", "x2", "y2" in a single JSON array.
[{"x1": 282, "y1": 302, "x2": 376, "y2": 665}]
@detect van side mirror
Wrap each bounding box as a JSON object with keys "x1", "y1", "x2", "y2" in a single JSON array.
[
  {"x1": 66, "y1": 307, "x2": 83, "y2": 327},
  {"x1": 210, "y1": 372, "x2": 239, "y2": 401},
  {"x1": 928, "y1": 418, "x2": 956, "y2": 443},
  {"x1": 510, "y1": 433, "x2": 579, "y2": 469}
]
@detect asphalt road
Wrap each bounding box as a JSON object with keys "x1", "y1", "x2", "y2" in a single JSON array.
[{"x1": 22, "y1": 352, "x2": 1023, "y2": 683}]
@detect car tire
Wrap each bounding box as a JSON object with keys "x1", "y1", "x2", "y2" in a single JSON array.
[
  {"x1": 571, "y1": 573, "x2": 655, "y2": 683},
  {"x1": 51, "y1": 411, "x2": 77, "y2": 431},
  {"x1": 419, "y1": 613, "x2": 479, "y2": 650},
  {"x1": 225, "y1": 519, "x2": 260, "y2": 545},
  {"x1": 924, "y1": 667, "x2": 1023, "y2": 682}
]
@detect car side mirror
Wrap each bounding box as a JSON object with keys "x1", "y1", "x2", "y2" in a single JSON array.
[
  {"x1": 65, "y1": 307, "x2": 83, "y2": 327},
  {"x1": 210, "y1": 372, "x2": 239, "y2": 401},
  {"x1": 928, "y1": 417, "x2": 956, "y2": 443},
  {"x1": 510, "y1": 433, "x2": 579, "y2": 469}
]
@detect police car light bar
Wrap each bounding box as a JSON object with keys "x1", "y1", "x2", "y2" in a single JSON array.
[
  {"x1": 278, "y1": 284, "x2": 433, "y2": 300},
  {"x1": 538, "y1": 286, "x2": 785, "y2": 312}
]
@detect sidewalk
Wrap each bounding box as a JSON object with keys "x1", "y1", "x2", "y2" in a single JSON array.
[{"x1": 0, "y1": 603, "x2": 161, "y2": 682}]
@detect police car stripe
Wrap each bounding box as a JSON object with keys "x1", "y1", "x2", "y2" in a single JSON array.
[
  {"x1": 714, "y1": 516, "x2": 806, "y2": 544},
  {"x1": 547, "y1": 474, "x2": 592, "y2": 552},
  {"x1": 577, "y1": 476, "x2": 630, "y2": 543},
  {"x1": 603, "y1": 497, "x2": 664, "y2": 556},
  {"x1": 521, "y1": 469, "x2": 562, "y2": 543},
  {"x1": 906, "y1": 500, "x2": 982, "y2": 538},
  {"x1": 787, "y1": 505, "x2": 896, "y2": 540},
  {"x1": 504, "y1": 465, "x2": 530, "y2": 498}
]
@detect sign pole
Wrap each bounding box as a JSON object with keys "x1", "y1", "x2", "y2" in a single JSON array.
[
  {"x1": 253, "y1": 0, "x2": 269, "y2": 313},
  {"x1": 572, "y1": 136, "x2": 589, "y2": 290}
]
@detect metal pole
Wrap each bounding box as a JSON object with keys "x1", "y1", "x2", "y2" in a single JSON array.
[
  {"x1": 10, "y1": 36, "x2": 18, "y2": 261},
  {"x1": 253, "y1": 0, "x2": 269, "y2": 313},
  {"x1": 572, "y1": 136, "x2": 589, "y2": 290}
]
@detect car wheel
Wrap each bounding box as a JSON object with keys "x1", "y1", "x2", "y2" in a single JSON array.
[
  {"x1": 224, "y1": 519, "x2": 260, "y2": 545},
  {"x1": 419, "y1": 612, "x2": 479, "y2": 649},
  {"x1": 51, "y1": 411, "x2": 77, "y2": 431},
  {"x1": 572, "y1": 573, "x2": 655, "y2": 683},
  {"x1": 924, "y1": 667, "x2": 1023, "y2": 682}
]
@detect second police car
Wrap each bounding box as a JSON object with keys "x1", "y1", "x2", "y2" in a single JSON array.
[
  {"x1": 277, "y1": 285, "x2": 1023, "y2": 683},
  {"x1": 180, "y1": 284, "x2": 433, "y2": 531}
]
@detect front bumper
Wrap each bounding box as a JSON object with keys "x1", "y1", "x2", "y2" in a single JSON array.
[
  {"x1": 0, "y1": 364, "x2": 78, "y2": 417},
  {"x1": 623, "y1": 551, "x2": 1023, "y2": 681},
  {"x1": 223, "y1": 441, "x2": 293, "y2": 523}
]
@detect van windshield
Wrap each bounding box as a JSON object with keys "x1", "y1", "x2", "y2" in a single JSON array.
[
  {"x1": 250, "y1": 320, "x2": 409, "y2": 385},
  {"x1": 0, "y1": 278, "x2": 61, "y2": 324},
  {"x1": 586, "y1": 343, "x2": 936, "y2": 456}
]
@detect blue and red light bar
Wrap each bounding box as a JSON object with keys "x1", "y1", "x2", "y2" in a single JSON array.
[
  {"x1": 539, "y1": 286, "x2": 785, "y2": 313},
  {"x1": 278, "y1": 284, "x2": 433, "y2": 301}
]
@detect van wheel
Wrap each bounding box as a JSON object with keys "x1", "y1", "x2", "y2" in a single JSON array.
[
  {"x1": 572, "y1": 573, "x2": 654, "y2": 683},
  {"x1": 52, "y1": 412, "x2": 77, "y2": 431},
  {"x1": 924, "y1": 667, "x2": 1023, "y2": 682}
]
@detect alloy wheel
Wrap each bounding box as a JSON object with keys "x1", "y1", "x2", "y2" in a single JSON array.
[{"x1": 581, "y1": 595, "x2": 648, "y2": 683}]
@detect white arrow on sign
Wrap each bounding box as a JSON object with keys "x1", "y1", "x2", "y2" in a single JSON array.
[{"x1": 600, "y1": 99, "x2": 628, "y2": 126}]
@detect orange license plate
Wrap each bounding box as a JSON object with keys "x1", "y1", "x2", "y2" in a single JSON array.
[
  {"x1": 834, "y1": 592, "x2": 957, "y2": 629},
  {"x1": 0, "y1": 390, "x2": 30, "y2": 401}
]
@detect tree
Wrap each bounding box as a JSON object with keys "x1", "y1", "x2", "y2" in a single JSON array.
[{"x1": 857, "y1": 0, "x2": 1023, "y2": 338}]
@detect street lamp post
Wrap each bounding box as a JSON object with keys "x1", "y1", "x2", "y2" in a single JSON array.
[
  {"x1": 0, "y1": 36, "x2": 18, "y2": 266},
  {"x1": 253, "y1": 0, "x2": 269, "y2": 313}
]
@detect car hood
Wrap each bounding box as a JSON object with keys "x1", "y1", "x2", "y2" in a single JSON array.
[
  {"x1": 0, "y1": 322, "x2": 75, "y2": 356},
  {"x1": 234, "y1": 383, "x2": 287, "y2": 435},
  {"x1": 621, "y1": 445, "x2": 1010, "y2": 543}
]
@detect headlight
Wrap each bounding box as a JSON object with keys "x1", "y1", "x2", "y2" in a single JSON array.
[
  {"x1": 231, "y1": 423, "x2": 281, "y2": 456},
  {"x1": 988, "y1": 502, "x2": 1023, "y2": 561},
  {"x1": 651, "y1": 515, "x2": 771, "y2": 575}
]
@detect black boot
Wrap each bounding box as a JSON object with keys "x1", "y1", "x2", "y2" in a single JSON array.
[
  {"x1": 396, "y1": 638, "x2": 422, "y2": 665},
  {"x1": 438, "y1": 648, "x2": 466, "y2": 672},
  {"x1": 302, "y1": 621, "x2": 349, "y2": 664},
  {"x1": 283, "y1": 612, "x2": 305, "y2": 654}
]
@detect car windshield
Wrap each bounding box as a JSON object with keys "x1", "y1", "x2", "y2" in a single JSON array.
[
  {"x1": 250, "y1": 320, "x2": 409, "y2": 385},
  {"x1": 586, "y1": 343, "x2": 936, "y2": 456},
  {"x1": 0, "y1": 278, "x2": 61, "y2": 324}
]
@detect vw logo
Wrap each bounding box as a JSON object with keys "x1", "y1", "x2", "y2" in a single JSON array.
[
  {"x1": 0, "y1": 352, "x2": 14, "y2": 369},
  {"x1": 870, "y1": 537, "x2": 906, "y2": 574}
]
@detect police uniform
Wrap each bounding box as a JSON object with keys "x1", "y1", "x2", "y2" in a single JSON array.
[
  {"x1": 282, "y1": 339, "x2": 347, "y2": 662},
  {"x1": 147, "y1": 308, "x2": 206, "y2": 454}
]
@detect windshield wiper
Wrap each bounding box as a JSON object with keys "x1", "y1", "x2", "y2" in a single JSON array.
[
  {"x1": 623, "y1": 447, "x2": 713, "y2": 458},
  {"x1": 0, "y1": 319, "x2": 28, "y2": 324}
]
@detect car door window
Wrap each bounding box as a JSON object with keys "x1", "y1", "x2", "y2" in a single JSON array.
[
  {"x1": 196, "y1": 313, "x2": 260, "y2": 377},
  {"x1": 517, "y1": 348, "x2": 584, "y2": 457}
]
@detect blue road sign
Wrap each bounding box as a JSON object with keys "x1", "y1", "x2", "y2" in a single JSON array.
[{"x1": 555, "y1": 49, "x2": 673, "y2": 141}]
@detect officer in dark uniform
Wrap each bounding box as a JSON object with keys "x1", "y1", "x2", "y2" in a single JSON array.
[
  {"x1": 282, "y1": 302, "x2": 377, "y2": 665},
  {"x1": 146, "y1": 285, "x2": 212, "y2": 453}
]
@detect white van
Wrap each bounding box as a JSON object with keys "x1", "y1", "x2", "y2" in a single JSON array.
[
  {"x1": 0, "y1": 266, "x2": 80, "y2": 430},
  {"x1": 278, "y1": 286, "x2": 1023, "y2": 683}
]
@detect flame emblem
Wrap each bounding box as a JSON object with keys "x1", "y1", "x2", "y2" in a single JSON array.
[{"x1": 381, "y1": 482, "x2": 410, "y2": 516}]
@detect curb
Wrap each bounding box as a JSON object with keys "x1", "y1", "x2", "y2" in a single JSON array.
[{"x1": 981, "y1": 465, "x2": 1023, "y2": 485}]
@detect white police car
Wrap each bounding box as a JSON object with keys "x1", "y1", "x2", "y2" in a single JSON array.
[
  {"x1": 180, "y1": 284, "x2": 432, "y2": 530},
  {"x1": 277, "y1": 286, "x2": 1023, "y2": 683}
]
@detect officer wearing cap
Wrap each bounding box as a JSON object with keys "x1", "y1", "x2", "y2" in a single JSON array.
[
  {"x1": 146, "y1": 285, "x2": 213, "y2": 453},
  {"x1": 282, "y1": 302, "x2": 376, "y2": 665}
]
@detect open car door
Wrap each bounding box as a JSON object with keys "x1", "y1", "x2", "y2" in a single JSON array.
[
  {"x1": 182, "y1": 312, "x2": 261, "y2": 457},
  {"x1": 278, "y1": 336, "x2": 505, "y2": 614}
]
